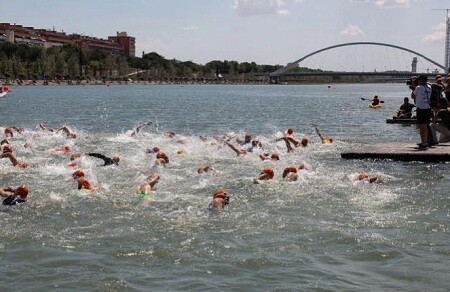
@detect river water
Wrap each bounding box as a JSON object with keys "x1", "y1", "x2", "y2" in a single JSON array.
[{"x1": 0, "y1": 84, "x2": 448, "y2": 291}]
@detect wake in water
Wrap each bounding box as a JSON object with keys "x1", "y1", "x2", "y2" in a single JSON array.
[{"x1": 0, "y1": 122, "x2": 388, "y2": 213}]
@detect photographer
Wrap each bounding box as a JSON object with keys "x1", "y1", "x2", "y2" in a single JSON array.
[{"x1": 406, "y1": 76, "x2": 418, "y2": 97}]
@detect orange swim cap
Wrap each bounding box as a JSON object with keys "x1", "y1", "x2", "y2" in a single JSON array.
[
  {"x1": 78, "y1": 178, "x2": 91, "y2": 190},
  {"x1": 156, "y1": 152, "x2": 169, "y2": 163},
  {"x1": 270, "y1": 153, "x2": 280, "y2": 160},
  {"x1": 15, "y1": 185, "x2": 29, "y2": 198},
  {"x1": 283, "y1": 166, "x2": 297, "y2": 178},
  {"x1": 213, "y1": 188, "x2": 230, "y2": 204},
  {"x1": 72, "y1": 170, "x2": 85, "y2": 178},
  {"x1": 262, "y1": 167, "x2": 275, "y2": 179}
]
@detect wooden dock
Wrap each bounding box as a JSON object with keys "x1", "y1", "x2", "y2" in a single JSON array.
[
  {"x1": 341, "y1": 143, "x2": 450, "y2": 162},
  {"x1": 386, "y1": 118, "x2": 416, "y2": 124}
]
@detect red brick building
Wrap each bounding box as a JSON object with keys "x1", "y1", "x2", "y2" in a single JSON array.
[{"x1": 0, "y1": 23, "x2": 135, "y2": 56}]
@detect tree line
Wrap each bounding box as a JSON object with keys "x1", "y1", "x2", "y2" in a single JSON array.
[{"x1": 0, "y1": 42, "x2": 320, "y2": 81}]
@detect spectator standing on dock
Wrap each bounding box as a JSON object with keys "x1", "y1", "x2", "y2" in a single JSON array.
[
  {"x1": 430, "y1": 75, "x2": 444, "y2": 112},
  {"x1": 430, "y1": 98, "x2": 450, "y2": 143},
  {"x1": 412, "y1": 75, "x2": 432, "y2": 149},
  {"x1": 445, "y1": 77, "x2": 450, "y2": 103}
]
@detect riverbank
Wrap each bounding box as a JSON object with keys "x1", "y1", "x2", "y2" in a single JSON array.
[{"x1": 1, "y1": 78, "x2": 271, "y2": 86}]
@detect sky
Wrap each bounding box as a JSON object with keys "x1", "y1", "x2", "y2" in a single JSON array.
[{"x1": 1, "y1": 0, "x2": 449, "y2": 72}]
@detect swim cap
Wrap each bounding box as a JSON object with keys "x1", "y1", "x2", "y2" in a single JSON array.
[
  {"x1": 262, "y1": 167, "x2": 275, "y2": 179},
  {"x1": 358, "y1": 172, "x2": 369, "y2": 181},
  {"x1": 283, "y1": 166, "x2": 297, "y2": 178},
  {"x1": 2, "y1": 144, "x2": 13, "y2": 153},
  {"x1": 156, "y1": 152, "x2": 169, "y2": 163},
  {"x1": 270, "y1": 153, "x2": 280, "y2": 160},
  {"x1": 15, "y1": 185, "x2": 29, "y2": 198},
  {"x1": 4, "y1": 128, "x2": 13, "y2": 137},
  {"x1": 72, "y1": 170, "x2": 85, "y2": 178},
  {"x1": 213, "y1": 189, "x2": 230, "y2": 204},
  {"x1": 78, "y1": 178, "x2": 91, "y2": 190},
  {"x1": 301, "y1": 138, "x2": 309, "y2": 147}
]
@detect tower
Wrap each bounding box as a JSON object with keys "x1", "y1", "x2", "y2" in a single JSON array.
[
  {"x1": 411, "y1": 57, "x2": 417, "y2": 73},
  {"x1": 445, "y1": 9, "x2": 450, "y2": 73}
]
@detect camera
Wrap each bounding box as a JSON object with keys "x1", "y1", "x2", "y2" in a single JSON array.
[{"x1": 406, "y1": 77, "x2": 418, "y2": 89}]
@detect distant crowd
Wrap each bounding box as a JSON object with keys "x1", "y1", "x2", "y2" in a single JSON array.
[{"x1": 401, "y1": 74, "x2": 450, "y2": 149}]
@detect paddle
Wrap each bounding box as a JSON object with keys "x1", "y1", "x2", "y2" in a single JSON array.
[{"x1": 361, "y1": 97, "x2": 384, "y2": 103}]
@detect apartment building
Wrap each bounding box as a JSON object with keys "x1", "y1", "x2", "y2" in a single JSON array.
[{"x1": 0, "y1": 23, "x2": 135, "y2": 57}]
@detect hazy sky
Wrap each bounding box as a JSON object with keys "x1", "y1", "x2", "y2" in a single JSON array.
[{"x1": 1, "y1": 0, "x2": 449, "y2": 72}]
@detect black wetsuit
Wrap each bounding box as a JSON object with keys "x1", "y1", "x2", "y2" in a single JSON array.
[
  {"x1": 87, "y1": 153, "x2": 117, "y2": 166},
  {"x1": 2, "y1": 195, "x2": 26, "y2": 206}
]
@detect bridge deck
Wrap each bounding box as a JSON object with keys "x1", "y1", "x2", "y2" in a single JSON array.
[{"x1": 341, "y1": 143, "x2": 450, "y2": 162}]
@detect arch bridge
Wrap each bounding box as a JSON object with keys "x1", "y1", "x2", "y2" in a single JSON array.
[{"x1": 270, "y1": 42, "x2": 446, "y2": 78}]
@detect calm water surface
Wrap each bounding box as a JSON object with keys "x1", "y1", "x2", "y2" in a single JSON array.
[{"x1": 0, "y1": 84, "x2": 448, "y2": 291}]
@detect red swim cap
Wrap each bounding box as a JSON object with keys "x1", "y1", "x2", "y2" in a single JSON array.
[
  {"x1": 15, "y1": 185, "x2": 29, "y2": 198},
  {"x1": 72, "y1": 170, "x2": 85, "y2": 178}
]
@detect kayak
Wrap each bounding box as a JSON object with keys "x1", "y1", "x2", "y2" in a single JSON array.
[
  {"x1": 0, "y1": 92, "x2": 7, "y2": 98},
  {"x1": 369, "y1": 104, "x2": 383, "y2": 109}
]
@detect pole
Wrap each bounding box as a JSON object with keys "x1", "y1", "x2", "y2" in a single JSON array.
[{"x1": 445, "y1": 9, "x2": 450, "y2": 73}]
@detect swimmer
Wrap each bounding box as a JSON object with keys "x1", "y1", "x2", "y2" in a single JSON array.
[
  {"x1": 4, "y1": 126, "x2": 24, "y2": 138},
  {"x1": 284, "y1": 128, "x2": 307, "y2": 147},
  {"x1": 208, "y1": 188, "x2": 230, "y2": 210},
  {"x1": 57, "y1": 126, "x2": 77, "y2": 139},
  {"x1": 128, "y1": 121, "x2": 153, "y2": 137},
  {"x1": 136, "y1": 174, "x2": 160, "y2": 205},
  {"x1": 39, "y1": 124, "x2": 77, "y2": 139},
  {"x1": 311, "y1": 124, "x2": 333, "y2": 144},
  {"x1": 298, "y1": 163, "x2": 310, "y2": 171},
  {"x1": 86, "y1": 153, "x2": 120, "y2": 166},
  {"x1": 236, "y1": 133, "x2": 252, "y2": 145},
  {"x1": 224, "y1": 140, "x2": 247, "y2": 156},
  {"x1": 236, "y1": 134, "x2": 255, "y2": 152},
  {"x1": 72, "y1": 170, "x2": 97, "y2": 191},
  {"x1": 0, "y1": 145, "x2": 28, "y2": 168},
  {"x1": 176, "y1": 149, "x2": 186, "y2": 156},
  {"x1": 260, "y1": 153, "x2": 280, "y2": 161},
  {"x1": 54, "y1": 145, "x2": 72, "y2": 154},
  {"x1": 154, "y1": 151, "x2": 169, "y2": 166},
  {"x1": 282, "y1": 166, "x2": 298, "y2": 181},
  {"x1": 197, "y1": 165, "x2": 217, "y2": 175},
  {"x1": 277, "y1": 130, "x2": 308, "y2": 152},
  {"x1": 164, "y1": 131, "x2": 176, "y2": 138},
  {"x1": 254, "y1": 166, "x2": 275, "y2": 184},
  {"x1": 146, "y1": 146, "x2": 160, "y2": 154},
  {"x1": 0, "y1": 185, "x2": 29, "y2": 206},
  {"x1": 356, "y1": 171, "x2": 383, "y2": 185},
  {"x1": 1, "y1": 139, "x2": 12, "y2": 152}
]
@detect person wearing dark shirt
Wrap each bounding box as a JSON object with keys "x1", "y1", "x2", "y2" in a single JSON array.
[
  {"x1": 87, "y1": 153, "x2": 120, "y2": 166},
  {"x1": 394, "y1": 97, "x2": 416, "y2": 118},
  {"x1": 430, "y1": 98, "x2": 450, "y2": 144}
]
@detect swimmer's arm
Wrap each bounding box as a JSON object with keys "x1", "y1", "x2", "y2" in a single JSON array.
[
  {"x1": 0, "y1": 187, "x2": 13, "y2": 197},
  {"x1": 312, "y1": 125, "x2": 325, "y2": 142},
  {"x1": 87, "y1": 153, "x2": 112, "y2": 165},
  {"x1": 133, "y1": 121, "x2": 153, "y2": 134},
  {"x1": 87, "y1": 153, "x2": 107, "y2": 160}
]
